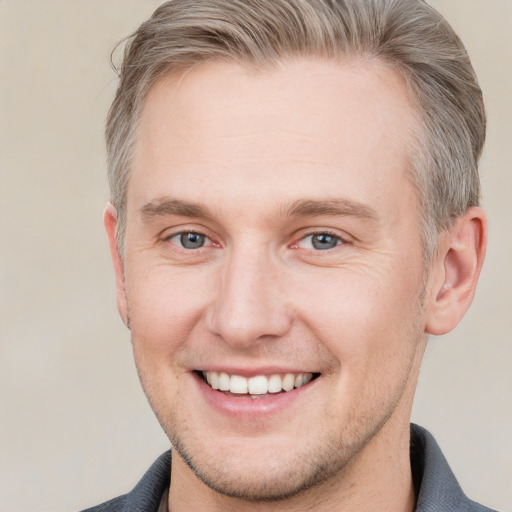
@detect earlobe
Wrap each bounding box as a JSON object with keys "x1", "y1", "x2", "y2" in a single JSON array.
[
  {"x1": 425, "y1": 207, "x2": 487, "y2": 336},
  {"x1": 104, "y1": 203, "x2": 130, "y2": 328}
]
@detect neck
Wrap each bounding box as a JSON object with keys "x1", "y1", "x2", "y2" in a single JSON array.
[{"x1": 168, "y1": 417, "x2": 416, "y2": 512}]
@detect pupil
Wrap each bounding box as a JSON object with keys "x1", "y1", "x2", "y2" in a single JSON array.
[
  {"x1": 312, "y1": 234, "x2": 337, "y2": 250},
  {"x1": 180, "y1": 232, "x2": 205, "y2": 249}
]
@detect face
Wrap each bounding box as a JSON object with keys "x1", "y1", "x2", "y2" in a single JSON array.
[{"x1": 116, "y1": 58, "x2": 429, "y2": 501}]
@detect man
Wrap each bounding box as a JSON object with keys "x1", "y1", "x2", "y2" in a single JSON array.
[{"x1": 84, "y1": 0, "x2": 496, "y2": 511}]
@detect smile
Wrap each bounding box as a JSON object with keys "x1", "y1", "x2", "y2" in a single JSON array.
[{"x1": 200, "y1": 371, "x2": 318, "y2": 397}]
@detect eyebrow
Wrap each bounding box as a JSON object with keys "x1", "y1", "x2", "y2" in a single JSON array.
[
  {"x1": 140, "y1": 196, "x2": 378, "y2": 222},
  {"x1": 285, "y1": 198, "x2": 378, "y2": 220},
  {"x1": 141, "y1": 198, "x2": 212, "y2": 221}
]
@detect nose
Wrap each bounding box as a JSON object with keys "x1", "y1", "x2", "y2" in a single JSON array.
[{"x1": 205, "y1": 246, "x2": 293, "y2": 348}]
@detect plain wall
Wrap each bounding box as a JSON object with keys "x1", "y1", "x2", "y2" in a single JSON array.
[{"x1": 0, "y1": 1, "x2": 510, "y2": 511}]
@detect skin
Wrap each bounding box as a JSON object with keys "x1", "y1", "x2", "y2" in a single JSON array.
[{"x1": 105, "y1": 58, "x2": 487, "y2": 512}]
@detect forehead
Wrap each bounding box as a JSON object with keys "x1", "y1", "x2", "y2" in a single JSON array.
[{"x1": 129, "y1": 57, "x2": 418, "y2": 219}]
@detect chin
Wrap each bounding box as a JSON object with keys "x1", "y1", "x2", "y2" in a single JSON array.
[
  {"x1": 165, "y1": 418, "x2": 385, "y2": 503},
  {"x1": 170, "y1": 434, "x2": 337, "y2": 502}
]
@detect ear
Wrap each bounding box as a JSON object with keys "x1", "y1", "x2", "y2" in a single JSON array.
[
  {"x1": 104, "y1": 203, "x2": 129, "y2": 327},
  {"x1": 425, "y1": 207, "x2": 487, "y2": 335}
]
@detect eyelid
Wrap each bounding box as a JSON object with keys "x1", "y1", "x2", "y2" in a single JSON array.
[
  {"x1": 170, "y1": 232, "x2": 211, "y2": 248},
  {"x1": 290, "y1": 228, "x2": 350, "y2": 249},
  {"x1": 299, "y1": 234, "x2": 342, "y2": 250},
  {"x1": 161, "y1": 225, "x2": 221, "y2": 249}
]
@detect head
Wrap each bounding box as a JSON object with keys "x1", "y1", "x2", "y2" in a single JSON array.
[
  {"x1": 104, "y1": 0, "x2": 487, "y2": 507},
  {"x1": 106, "y1": 0, "x2": 485, "y2": 263}
]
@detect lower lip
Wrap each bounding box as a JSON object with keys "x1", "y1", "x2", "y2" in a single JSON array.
[{"x1": 193, "y1": 373, "x2": 317, "y2": 418}]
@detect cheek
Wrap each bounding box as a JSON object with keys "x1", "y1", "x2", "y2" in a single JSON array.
[
  {"x1": 289, "y1": 260, "x2": 424, "y2": 359},
  {"x1": 125, "y1": 262, "x2": 214, "y2": 357}
]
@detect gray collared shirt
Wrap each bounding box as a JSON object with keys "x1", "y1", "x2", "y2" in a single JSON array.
[{"x1": 80, "y1": 424, "x2": 500, "y2": 512}]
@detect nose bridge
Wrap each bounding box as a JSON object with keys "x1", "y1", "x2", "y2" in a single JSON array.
[{"x1": 206, "y1": 241, "x2": 291, "y2": 347}]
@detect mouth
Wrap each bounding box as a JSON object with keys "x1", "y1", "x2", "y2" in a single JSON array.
[{"x1": 196, "y1": 370, "x2": 320, "y2": 399}]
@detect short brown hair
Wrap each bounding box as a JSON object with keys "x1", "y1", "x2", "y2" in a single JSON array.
[{"x1": 106, "y1": 0, "x2": 485, "y2": 260}]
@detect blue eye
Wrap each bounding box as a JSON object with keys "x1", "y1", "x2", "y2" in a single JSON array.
[
  {"x1": 311, "y1": 233, "x2": 340, "y2": 250},
  {"x1": 171, "y1": 232, "x2": 207, "y2": 249},
  {"x1": 299, "y1": 233, "x2": 342, "y2": 250}
]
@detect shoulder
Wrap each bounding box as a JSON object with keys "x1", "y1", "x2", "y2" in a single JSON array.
[
  {"x1": 411, "y1": 424, "x2": 500, "y2": 512},
  {"x1": 77, "y1": 451, "x2": 171, "y2": 512},
  {"x1": 79, "y1": 495, "x2": 128, "y2": 512}
]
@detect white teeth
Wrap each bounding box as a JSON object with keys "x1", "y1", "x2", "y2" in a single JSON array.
[
  {"x1": 230, "y1": 374, "x2": 248, "y2": 394},
  {"x1": 210, "y1": 371, "x2": 219, "y2": 390},
  {"x1": 248, "y1": 375, "x2": 268, "y2": 395},
  {"x1": 202, "y1": 371, "x2": 314, "y2": 395},
  {"x1": 282, "y1": 374, "x2": 295, "y2": 391},
  {"x1": 218, "y1": 372, "x2": 230, "y2": 391},
  {"x1": 267, "y1": 374, "x2": 282, "y2": 393}
]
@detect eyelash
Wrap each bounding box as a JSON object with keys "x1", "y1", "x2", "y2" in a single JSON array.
[
  {"x1": 164, "y1": 229, "x2": 346, "y2": 253},
  {"x1": 166, "y1": 231, "x2": 216, "y2": 250},
  {"x1": 291, "y1": 230, "x2": 346, "y2": 251}
]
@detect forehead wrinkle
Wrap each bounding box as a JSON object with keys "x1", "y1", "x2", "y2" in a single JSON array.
[{"x1": 285, "y1": 198, "x2": 379, "y2": 221}]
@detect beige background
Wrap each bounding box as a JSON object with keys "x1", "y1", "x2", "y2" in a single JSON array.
[{"x1": 0, "y1": 1, "x2": 510, "y2": 511}]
